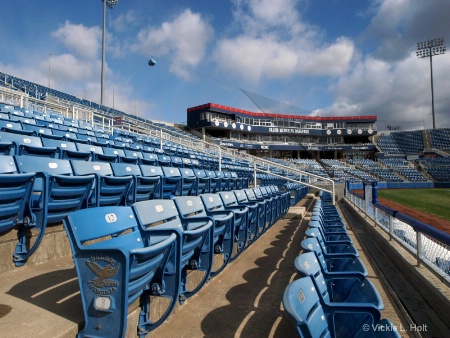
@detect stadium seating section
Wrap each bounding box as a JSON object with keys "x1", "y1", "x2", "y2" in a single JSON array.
[{"x1": 283, "y1": 192, "x2": 401, "y2": 337}]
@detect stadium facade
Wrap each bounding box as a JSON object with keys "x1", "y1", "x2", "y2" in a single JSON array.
[{"x1": 187, "y1": 103, "x2": 377, "y2": 159}]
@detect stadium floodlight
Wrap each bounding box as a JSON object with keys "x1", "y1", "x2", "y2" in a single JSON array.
[
  {"x1": 100, "y1": 0, "x2": 119, "y2": 105},
  {"x1": 417, "y1": 37, "x2": 446, "y2": 129}
]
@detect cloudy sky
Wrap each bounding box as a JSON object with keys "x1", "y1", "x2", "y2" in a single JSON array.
[{"x1": 1, "y1": 0, "x2": 449, "y2": 130}]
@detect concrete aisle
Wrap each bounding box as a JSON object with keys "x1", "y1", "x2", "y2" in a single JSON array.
[{"x1": 148, "y1": 216, "x2": 308, "y2": 338}]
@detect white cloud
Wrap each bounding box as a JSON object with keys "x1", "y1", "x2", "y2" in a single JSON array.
[
  {"x1": 232, "y1": 0, "x2": 306, "y2": 35},
  {"x1": 317, "y1": 51, "x2": 450, "y2": 129},
  {"x1": 52, "y1": 21, "x2": 102, "y2": 60},
  {"x1": 214, "y1": 36, "x2": 298, "y2": 82},
  {"x1": 214, "y1": 0, "x2": 355, "y2": 84},
  {"x1": 363, "y1": 0, "x2": 450, "y2": 61},
  {"x1": 298, "y1": 38, "x2": 355, "y2": 76},
  {"x1": 110, "y1": 10, "x2": 138, "y2": 33},
  {"x1": 133, "y1": 9, "x2": 213, "y2": 79}
]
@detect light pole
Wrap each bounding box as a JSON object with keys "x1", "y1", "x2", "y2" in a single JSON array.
[
  {"x1": 100, "y1": 0, "x2": 118, "y2": 106},
  {"x1": 416, "y1": 38, "x2": 446, "y2": 130},
  {"x1": 48, "y1": 53, "x2": 52, "y2": 89}
]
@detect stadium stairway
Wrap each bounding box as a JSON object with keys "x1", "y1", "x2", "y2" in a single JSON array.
[{"x1": 1, "y1": 193, "x2": 449, "y2": 337}]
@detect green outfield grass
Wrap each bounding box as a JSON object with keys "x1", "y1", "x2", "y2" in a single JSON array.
[{"x1": 377, "y1": 188, "x2": 450, "y2": 221}]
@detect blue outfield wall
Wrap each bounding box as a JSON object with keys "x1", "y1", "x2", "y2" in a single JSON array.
[{"x1": 348, "y1": 181, "x2": 450, "y2": 190}]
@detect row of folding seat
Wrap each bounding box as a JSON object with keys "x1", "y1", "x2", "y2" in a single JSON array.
[
  {"x1": 0, "y1": 153, "x2": 259, "y2": 266},
  {"x1": 0, "y1": 130, "x2": 257, "y2": 183},
  {"x1": 62, "y1": 183, "x2": 295, "y2": 337},
  {"x1": 283, "y1": 192, "x2": 401, "y2": 337}
]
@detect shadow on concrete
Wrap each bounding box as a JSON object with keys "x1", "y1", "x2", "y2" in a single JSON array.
[
  {"x1": 200, "y1": 217, "x2": 308, "y2": 338},
  {"x1": 7, "y1": 268, "x2": 83, "y2": 322}
]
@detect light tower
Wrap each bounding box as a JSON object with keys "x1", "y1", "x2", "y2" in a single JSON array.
[
  {"x1": 416, "y1": 38, "x2": 446, "y2": 129},
  {"x1": 100, "y1": 0, "x2": 119, "y2": 105}
]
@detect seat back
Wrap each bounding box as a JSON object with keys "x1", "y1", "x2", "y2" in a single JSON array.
[
  {"x1": 41, "y1": 138, "x2": 78, "y2": 158},
  {"x1": 14, "y1": 155, "x2": 94, "y2": 265},
  {"x1": 170, "y1": 156, "x2": 183, "y2": 168},
  {"x1": 193, "y1": 169, "x2": 210, "y2": 194},
  {"x1": 206, "y1": 170, "x2": 221, "y2": 193},
  {"x1": 201, "y1": 192, "x2": 248, "y2": 258},
  {"x1": 0, "y1": 155, "x2": 35, "y2": 234},
  {"x1": 179, "y1": 168, "x2": 197, "y2": 196},
  {"x1": 157, "y1": 155, "x2": 171, "y2": 167},
  {"x1": 282, "y1": 277, "x2": 330, "y2": 338},
  {"x1": 141, "y1": 152, "x2": 159, "y2": 165},
  {"x1": 161, "y1": 166, "x2": 181, "y2": 198},
  {"x1": 0, "y1": 131, "x2": 58, "y2": 157},
  {"x1": 294, "y1": 252, "x2": 330, "y2": 303},
  {"x1": 133, "y1": 198, "x2": 213, "y2": 299},
  {"x1": 71, "y1": 160, "x2": 132, "y2": 207}
]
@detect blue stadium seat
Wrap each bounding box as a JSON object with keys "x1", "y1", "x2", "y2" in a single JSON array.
[
  {"x1": 217, "y1": 171, "x2": 230, "y2": 191},
  {"x1": 75, "y1": 143, "x2": 117, "y2": 163},
  {"x1": 170, "y1": 156, "x2": 183, "y2": 168},
  {"x1": 179, "y1": 168, "x2": 197, "y2": 196},
  {"x1": 232, "y1": 189, "x2": 262, "y2": 242},
  {"x1": 295, "y1": 252, "x2": 383, "y2": 310},
  {"x1": 309, "y1": 219, "x2": 348, "y2": 234},
  {"x1": 174, "y1": 195, "x2": 233, "y2": 277},
  {"x1": 160, "y1": 166, "x2": 182, "y2": 199},
  {"x1": 0, "y1": 155, "x2": 35, "y2": 235},
  {"x1": 244, "y1": 188, "x2": 269, "y2": 234},
  {"x1": 111, "y1": 163, "x2": 161, "y2": 204},
  {"x1": 141, "y1": 152, "x2": 159, "y2": 166},
  {"x1": 193, "y1": 169, "x2": 210, "y2": 195},
  {"x1": 0, "y1": 118, "x2": 34, "y2": 136},
  {"x1": 181, "y1": 157, "x2": 193, "y2": 168},
  {"x1": 283, "y1": 276, "x2": 400, "y2": 338},
  {"x1": 305, "y1": 226, "x2": 353, "y2": 245},
  {"x1": 133, "y1": 199, "x2": 214, "y2": 301},
  {"x1": 301, "y1": 237, "x2": 367, "y2": 278},
  {"x1": 200, "y1": 193, "x2": 248, "y2": 261},
  {"x1": 302, "y1": 235, "x2": 359, "y2": 259},
  {"x1": 157, "y1": 154, "x2": 171, "y2": 167},
  {"x1": 259, "y1": 186, "x2": 280, "y2": 224},
  {"x1": 206, "y1": 170, "x2": 221, "y2": 193},
  {"x1": 63, "y1": 206, "x2": 181, "y2": 337},
  {"x1": 14, "y1": 155, "x2": 95, "y2": 266},
  {"x1": 123, "y1": 149, "x2": 143, "y2": 164},
  {"x1": 70, "y1": 160, "x2": 133, "y2": 207},
  {"x1": 0, "y1": 131, "x2": 59, "y2": 157}
]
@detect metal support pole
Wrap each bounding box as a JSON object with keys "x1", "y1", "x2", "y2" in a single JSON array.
[
  {"x1": 101, "y1": 0, "x2": 106, "y2": 105},
  {"x1": 416, "y1": 232, "x2": 423, "y2": 267},
  {"x1": 429, "y1": 55, "x2": 435, "y2": 130}
]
